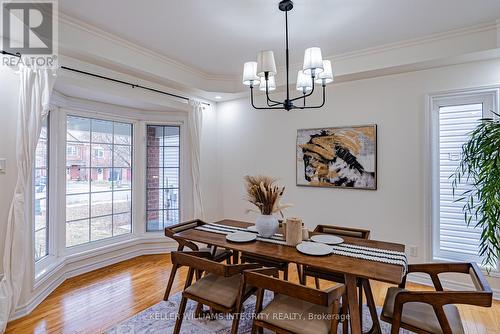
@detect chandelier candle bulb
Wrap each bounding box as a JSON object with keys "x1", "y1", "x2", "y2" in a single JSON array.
[
  {"x1": 315, "y1": 60, "x2": 334, "y2": 85},
  {"x1": 303, "y1": 47, "x2": 324, "y2": 76},
  {"x1": 257, "y1": 50, "x2": 277, "y2": 77},
  {"x1": 259, "y1": 76, "x2": 276, "y2": 91},
  {"x1": 242, "y1": 61, "x2": 260, "y2": 86},
  {"x1": 296, "y1": 70, "x2": 313, "y2": 92}
]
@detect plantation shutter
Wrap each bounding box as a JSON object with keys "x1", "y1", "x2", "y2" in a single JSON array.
[{"x1": 437, "y1": 103, "x2": 484, "y2": 263}]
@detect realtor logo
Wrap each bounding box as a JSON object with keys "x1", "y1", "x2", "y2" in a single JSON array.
[{"x1": 2, "y1": 1, "x2": 54, "y2": 54}]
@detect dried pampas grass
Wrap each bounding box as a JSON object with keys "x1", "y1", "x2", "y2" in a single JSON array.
[{"x1": 244, "y1": 175, "x2": 292, "y2": 216}]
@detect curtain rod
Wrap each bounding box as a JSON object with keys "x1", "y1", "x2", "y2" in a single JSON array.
[{"x1": 1, "y1": 50, "x2": 210, "y2": 106}]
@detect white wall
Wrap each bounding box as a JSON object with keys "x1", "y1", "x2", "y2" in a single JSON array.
[
  {"x1": 216, "y1": 59, "x2": 500, "y2": 289},
  {"x1": 0, "y1": 67, "x2": 20, "y2": 274}
]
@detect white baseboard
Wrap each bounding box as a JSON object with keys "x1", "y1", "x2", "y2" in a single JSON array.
[
  {"x1": 9, "y1": 238, "x2": 178, "y2": 321},
  {"x1": 408, "y1": 273, "x2": 500, "y2": 300}
]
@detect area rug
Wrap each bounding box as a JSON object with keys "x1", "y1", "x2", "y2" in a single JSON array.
[{"x1": 105, "y1": 292, "x2": 411, "y2": 333}]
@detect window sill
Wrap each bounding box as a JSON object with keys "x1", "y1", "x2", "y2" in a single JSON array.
[{"x1": 34, "y1": 233, "x2": 174, "y2": 289}]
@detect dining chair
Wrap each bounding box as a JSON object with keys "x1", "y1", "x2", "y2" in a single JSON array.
[
  {"x1": 171, "y1": 251, "x2": 261, "y2": 334},
  {"x1": 381, "y1": 262, "x2": 492, "y2": 334},
  {"x1": 163, "y1": 219, "x2": 233, "y2": 300},
  {"x1": 238, "y1": 222, "x2": 301, "y2": 281},
  {"x1": 245, "y1": 267, "x2": 347, "y2": 334},
  {"x1": 301, "y1": 225, "x2": 375, "y2": 333}
]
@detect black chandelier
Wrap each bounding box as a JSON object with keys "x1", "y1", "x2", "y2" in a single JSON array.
[{"x1": 242, "y1": 0, "x2": 333, "y2": 111}]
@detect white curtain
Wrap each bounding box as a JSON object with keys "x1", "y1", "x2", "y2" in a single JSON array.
[
  {"x1": 188, "y1": 100, "x2": 205, "y2": 219},
  {"x1": 0, "y1": 62, "x2": 56, "y2": 332}
]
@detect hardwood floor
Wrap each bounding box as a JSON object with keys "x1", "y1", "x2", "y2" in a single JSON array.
[{"x1": 6, "y1": 254, "x2": 500, "y2": 333}]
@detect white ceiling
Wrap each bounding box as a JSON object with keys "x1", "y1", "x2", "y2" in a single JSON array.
[{"x1": 59, "y1": 0, "x2": 500, "y2": 77}]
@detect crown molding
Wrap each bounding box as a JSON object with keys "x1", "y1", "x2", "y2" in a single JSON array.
[
  {"x1": 332, "y1": 20, "x2": 498, "y2": 62},
  {"x1": 57, "y1": 12, "x2": 499, "y2": 87},
  {"x1": 57, "y1": 12, "x2": 236, "y2": 82}
]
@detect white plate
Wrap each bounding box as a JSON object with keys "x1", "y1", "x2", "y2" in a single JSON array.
[
  {"x1": 296, "y1": 241, "x2": 332, "y2": 256},
  {"x1": 246, "y1": 225, "x2": 258, "y2": 232},
  {"x1": 226, "y1": 231, "x2": 257, "y2": 243},
  {"x1": 310, "y1": 234, "x2": 344, "y2": 245}
]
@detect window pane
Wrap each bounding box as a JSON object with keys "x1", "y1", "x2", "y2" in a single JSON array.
[
  {"x1": 164, "y1": 168, "x2": 179, "y2": 188},
  {"x1": 146, "y1": 211, "x2": 162, "y2": 231},
  {"x1": 146, "y1": 125, "x2": 181, "y2": 232},
  {"x1": 35, "y1": 139, "x2": 48, "y2": 168},
  {"x1": 164, "y1": 126, "x2": 180, "y2": 146},
  {"x1": 114, "y1": 122, "x2": 132, "y2": 145},
  {"x1": 147, "y1": 168, "x2": 161, "y2": 189},
  {"x1": 113, "y1": 168, "x2": 132, "y2": 190},
  {"x1": 34, "y1": 229, "x2": 47, "y2": 261},
  {"x1": 66, "y1": 143, "x2": 90, "y2": 168},
  {"x1": 438, "y1": 103, "x2": 483, "y2": 262},
  {"x1": 91, "y1": 119, "x2": 113, "y2": 143},
  {"x1": 66, "y1": 167, "x2": 89, "y2": 194},
  {"x1": 91, "y1": 191, "x2": 112, "y2": 217},
  {"x1": 91, "y1": 215, "x2": 112, "y2": 241},
  {"x1": 114, "y1": 145, "x2": 132, "y2": 167},
  {"x1": 147, "y1": 147, "x2": 162, "y2": 167},
  {"x1": 164, "y1": 210, "x2": 179, "y2": 227},
  {"x1": 66, "y1": 219, "x2": 90, "y2": 247},
  {"x1": 164, "y1": 188, "x2": 179, "y2": 210},
  {"x1": 147, "y1": 125, "x2": 163, "y2": 146},
  {"x1": 66, "y1": 116, "x2": 133, "y2": 247},
  {"x1": 114, "y1": 190, "x2": 131, "y2": 214},
  {"x1": 114, "y1": 213, "x2": 131, "y2": 236},
  {"x1": 90, "y1": 168, "x2": 113, "y2": 192},
  {"x1": 91, "y1": 144, "x2": 113, "y2": 167},
  {"x1": 147, "y1": 188, "x2": 164, "y2": 211},
  {"x1": 34, "y1": 188, "x2": 47, "y2": 230},
  {"x1": 66, "y1": 194, "x2": 89, "y2": 221},
  {"x1": 67, "y1": 116, "x2": 90, "y2": 142},
  {"x1": 164, "y1": 147, "x2": 179, "y2": 167}
]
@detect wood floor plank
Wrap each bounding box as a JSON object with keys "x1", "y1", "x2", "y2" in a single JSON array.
[{"x1": 5, "y1": 254, "x2": 500, "y2": 333}]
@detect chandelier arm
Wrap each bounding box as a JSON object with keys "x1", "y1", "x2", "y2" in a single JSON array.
[
  {"x1": 265, "y1": 85, "x2": 283, "y2": 106},
  {"x1": 289, "y1": 77, "x2": 316, "y2": 102},
  {"x1": 250, "y1": 86, "x2": 285, "y2": 110},
  {"x1": 292, "y1": 85, "x2": 326, "y2": 109}
]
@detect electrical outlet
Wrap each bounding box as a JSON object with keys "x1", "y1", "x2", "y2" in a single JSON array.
[{"x1": 408, "y1": 245, "x2": 418, "y2": 257}]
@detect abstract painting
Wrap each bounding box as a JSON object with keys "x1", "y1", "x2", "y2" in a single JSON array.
[{"x1": 297, "y1": 125, "x2": 377, "y2": 190}]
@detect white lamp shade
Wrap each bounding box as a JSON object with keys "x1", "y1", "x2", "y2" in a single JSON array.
[
  {"x1": 315, "y1": 60, "x2": 334, "y2": 84},
  {"x1": 259, "y1": 76, "x2": 276, "y2": 91},
  {"x1": 257, "y1": 50, "x2": 277, "y2": 77},
  {"x1": 303, "y1": 47, "x2": 324, "y2": 75},
  {"x1": 296, "y1": 70, "x2": 313, "y2": 92},
  {"x1": 242, "y1": 61, "x2": 260, "y2": 86}
]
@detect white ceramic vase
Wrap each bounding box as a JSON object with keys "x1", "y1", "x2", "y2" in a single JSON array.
[{"x1": 255, "y1": 214, "x2": 279, "y2": 238}]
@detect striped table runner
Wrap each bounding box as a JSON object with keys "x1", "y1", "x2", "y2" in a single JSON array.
[{"x1": 195, "y1": 223, "x2": 407, "y2": 274}]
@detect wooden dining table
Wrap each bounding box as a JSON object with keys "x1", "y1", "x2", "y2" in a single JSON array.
[{"x1": 175, "y1": 219, "x2": 406, "y2": 334}]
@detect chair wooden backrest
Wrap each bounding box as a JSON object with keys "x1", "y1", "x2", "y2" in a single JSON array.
[
  {"x1": 171, "y1": 251, "x2": 261, "y2": 277},
  {"x1": 314, "y1": 224, "x2": 370, "y2": 240},
  {"x1": 389, "y1": 262, "x2": 492, "y2": 334},
  {"x1": 164, "y1": 220, "x2": 206, "y2": 251},
  {"x1": 245, "y1": 268, "x2": 346, "y2": 334}
]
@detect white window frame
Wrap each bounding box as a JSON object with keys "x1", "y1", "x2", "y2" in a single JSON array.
[
  {"x1": 427, "y1": 87, "x2": 499, "y2": 266},
  {"x1": 61, "y1": 109, "x2": 137, "y2": 254},
  {"x1": 144, "y1": 121, "x2": 187, "y2": 233}
]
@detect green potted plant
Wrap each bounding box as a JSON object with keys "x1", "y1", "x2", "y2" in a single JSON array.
[{"x1": 452, "y1": 113, "x2": 500, "y2": 269}]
